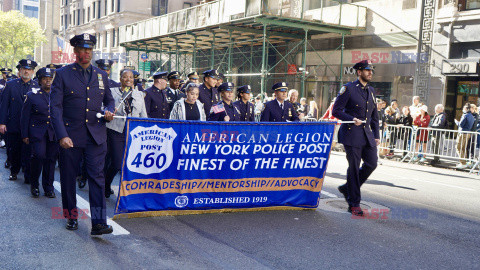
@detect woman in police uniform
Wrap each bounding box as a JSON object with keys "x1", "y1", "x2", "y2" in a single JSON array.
[
  {"x1": 208, "y1": 82, "x2": 241, "y2": 122},
  {"x1": 233, "y1": 85, "x2": 255, "y2": 122}
]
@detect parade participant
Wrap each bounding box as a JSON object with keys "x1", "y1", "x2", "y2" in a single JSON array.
[
  {"x1": 287, "y1": 89, "x2": 300, "y2": 114},
  {"x1": 170, "y1": 83, "x2": 206, "y2": 121},
  {"x1": 50, "y1": 33, "x2": 115, "y2": 235},
  {"x1": 105, "y1": 69, "x2": 147, "y2": 198},
  {"x1": 332, "y1": 60, "x2": 380, "y2": 216},
  {"x1": 166, "y1": 71, "x2": 186, "y2": 111},
  {"x1": 45, "y1": 64, "x2": 62, "y2": 70},
  {"x1": 198, "y1": 69, "x2": 220, "y2": 116},
  {"x1": 0, "y1": 68, "x2": 12, "y2": 86},
  {"x1": 144, "y1": 71, "x2": 170, "y2": 119},
  {"x1": 233, "y1": 85, "x2": 255, "y2": 122},
  {"x1": 187, "y1": 71, "x2": 200, "y2": 84},
  {"x1": 260, "y1": 82, "x2": 300, "y2": 122},
  {"x1": 0, "y1": 59, "x2": 39, "y2": 181},
  {"x1": 216, "y1": 72, "x2": 225, "y2": 88},
  {"x1": 95, "y1": 59, "x2": 121, "y2": 88},
  {"x1": 132, "y1": 70, "x2": 144, "y2": 91},
  {"x1": 20, "y1": 67, "x2": 58, "y2": 198},
  {"x1": 208, "y1": 82, "x2": 241, "y2": 122}
]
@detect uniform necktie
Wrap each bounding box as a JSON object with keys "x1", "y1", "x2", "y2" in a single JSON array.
[{"x1": 281, "y1": 104, "x2": 284, "y2": 110}]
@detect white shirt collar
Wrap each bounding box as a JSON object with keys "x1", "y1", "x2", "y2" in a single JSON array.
[{"x1": 277, "y1": 99, "x2": 284, "y2": 107}]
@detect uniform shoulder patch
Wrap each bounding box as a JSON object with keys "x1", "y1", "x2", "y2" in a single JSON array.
[
  {"x1": 338, "y1": 86, "x2": 346, "y2": 95},
  {"x1": 31, "y1": 88, "x2": 40, "y2": 94}
]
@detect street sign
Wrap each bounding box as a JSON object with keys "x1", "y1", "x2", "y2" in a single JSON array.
[
  {"x1": 141, "y1": 53, "x2": 148, "y2": 62},
  {"x1": 139, "y1": 61, "x2": 151, "y2": 72}
]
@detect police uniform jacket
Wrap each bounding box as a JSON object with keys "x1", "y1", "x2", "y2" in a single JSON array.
[
  {"x1": 332, "y1": 79, "x2": 380, "y2": 147},
  {"x1": 0, "y1": 79, "x2": 6, "y2": 86},
  {"x1": 233, "y1": 100, "x2": 255, "y2": 122},
  {"x1": 50, "y1": 63, "x2": 115, "y2": 147},
  {"x1": 260, "y1": 99, "x2": 299, "y2": 122},
  {"x1": 144, "y1": 85, "x2": 170, "y2": 119},
  {"x1": 0, "y1": 78, "x2": 40, "y2": 133},
  {"x1": 165, "y1": 87, "x2": 186, "y2": 111},
  {"x1": 208, "y1": 101, "x2": 241, "y2": 122},
  {"x1": 20, "y1": 89, "x2": 56, "y2": 142},
  {"x1": 198, "y1": 83, "x2": 219, "y2": 116}
]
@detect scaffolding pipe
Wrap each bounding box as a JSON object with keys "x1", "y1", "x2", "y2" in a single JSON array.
[{"x1": 260, "y1": 24, "x2": 267, "y2": 100}]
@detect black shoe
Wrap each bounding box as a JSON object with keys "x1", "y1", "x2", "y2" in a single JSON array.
[
  {"x1": 45, "y1": 191, "x2": 56, "y2": 198},
  {"x1": 105, "y1": 188, "x2": 114, "y2": 198},
  {"x1": 348, "y1": 206, "x2": 364, "y2": 217},
  {"x1": 91, "y1": 224, "x2": 113, "y2": 235},
  {"x1": 8, "y1": 174, "x2": 17, "y2": 181},
  {"x1": 66, "y1": 219, "x2": 78, "y2": 230},
  {"x1": 31, "y1": 188, "x2": 40, "y2": 198},
  {"x1": 77, "y1": 176, "x2": 86, "y2": 189},
  {"x1": 337, "y1": 185, "x2": 348, "y2": 204},
  {"x1": 4, "y1": 161, "x2": 11, "y2": 168}
]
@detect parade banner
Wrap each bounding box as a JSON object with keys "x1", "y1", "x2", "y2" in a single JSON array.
[{"x1": 114, "y1": 118, "x2": 336, "y2": 218}]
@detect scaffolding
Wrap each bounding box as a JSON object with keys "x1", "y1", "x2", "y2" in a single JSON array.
[{"x1": 119, "y1": 0, "x2": 367, "y2": 99}]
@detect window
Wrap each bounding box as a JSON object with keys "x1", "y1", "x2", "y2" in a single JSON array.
[
  {"x1": 467, "y1": 0, "x2": 480, "y2": 9},
  {"x1": 402, "y1": 0, "x2": 416, "y2": 9},
  {"x1": 117, "y1": 0, "x2": 121, "y2": 12},
  {"x1": 152, "y1": 0, "x2": 168, "y2": 16},
  {"x1": 105, "y1": 31, "x2": 108, "y2": 47},
  {"x1": 88, "y1": 7, "x2": 90, "y2": 22},
  {"x1": 183, "y1": 2, "x2": 192, "y2": 9},
  {"x1": 61, "y1": 15, "x2": 64, "y2": 27},
  {"x1": 77, "y1": 9, "x2": 80, "y2": 25},
  {"x1": 116, "y1": 27, "x2": 120, "y2": 46},
  {"x1": 112, "y1": 28, "x2": 116, "y2": 47},
  {"x1": 23, "y1": 5, "x2": 39, "y2": 18},
  {"x1": 104, "y1": 0, "x2": 107, "y2": 16},
  {"x1": 97, "y1": 1, "x2": 101, "y2": 18},
  {"x1": 111, "y1": 0, "x2": 115, "y2": 12},
  {"x1": 93, "y1": 2, "x2": 96, "y2": 19}
]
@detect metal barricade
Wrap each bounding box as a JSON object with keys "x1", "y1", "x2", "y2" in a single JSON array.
[{"x1": 378, "y1": 125, "x2": 415, "y2": 161}]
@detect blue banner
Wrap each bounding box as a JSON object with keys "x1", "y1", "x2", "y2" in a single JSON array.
[{"x1": 114, "y1": 118, "x2": 336, "y2": 218}]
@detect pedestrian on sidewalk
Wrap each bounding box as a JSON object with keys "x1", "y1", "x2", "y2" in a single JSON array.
[{"x1": 413, "y1": 105, "x2": 430, "y2": 163}]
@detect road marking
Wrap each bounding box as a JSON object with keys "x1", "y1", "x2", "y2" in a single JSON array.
[
  {"x1": 321, "y1": 190, "x2": 338, "y2": 198},
  {"x1": 53, "y1": 181, "x2": 130, "y2": 236},
  {"x1": 375, "y1": 171, "x2": 476, "y2": 192}
]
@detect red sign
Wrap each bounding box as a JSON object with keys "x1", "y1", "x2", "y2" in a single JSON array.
[{"x1": 287, "y1": 64, "x2": 297, "y2": 75}]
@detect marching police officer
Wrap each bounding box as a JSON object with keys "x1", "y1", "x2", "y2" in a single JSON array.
[
  {"x1": 50, "y1": 33, "x2": 115, "y2": 235},
  {"x1": 216, "y1": 72, "x2": 225, "y2": 88},
  {"x1": 144, "y1": 71, "x2": 170, "y2": 119},
  {"x1": 198, "y1": 69, "x2": 220, "y2": 116},
  {"x1": 95, "y1": 59, "x2": 121, "y2": 88},
  {"x1": 0, "y1": 68, "x2": 12, "y2": 86},
  {"x1": 261, "y1": 82, "x2": 300, "y2": 122},
  {"x1": 0, "y1": 59, "x2": 39, "y2": 181},
  {"x1": 187, "y1": 71, "x2": 200, "y2": 84},
  {"x1": 332, "y1": 60, "x2": 380, "y2": 216},
  {"x1": 132, "y1": 70, "x2": 144, "y2": 92},
  {"x1": 20, "y1": 67, "x2": 58, "y2": 198},
  {"x1": 233, "y1": 85, "x2": 255, "y2": 122},
  {"x1": 166, "y1": 71, "x2": 186, "y2": 110},
  {"x1": 208, "y1": 82, "x2": 241, "y2": 122}
]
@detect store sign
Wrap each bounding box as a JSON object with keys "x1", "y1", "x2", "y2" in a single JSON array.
[{"x1": 442, "y1": 60, "x2": 478, "y2": 75}]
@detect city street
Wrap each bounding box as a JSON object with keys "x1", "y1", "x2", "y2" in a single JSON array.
[{"x1": 0, "y1": 149, "x2": 479, "y2": 269}]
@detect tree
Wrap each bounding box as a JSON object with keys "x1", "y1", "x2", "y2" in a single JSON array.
[{"x1": 0, "y1": 11, "x2": 47, "y2": 70}]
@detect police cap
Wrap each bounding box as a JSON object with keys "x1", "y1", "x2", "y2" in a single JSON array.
[
  {"x1": 0, "y1": 68, "x2": 12, "y2": 74},
  {"x1": 272, "y1": 82, "x2": 288, "y2": 92},
  {"x1": 95, "y1": 59, "x2": 114, "y2": 70},
  {"x1": 237, "y1": 85, "x2": 252, "y2": 94},
  {"x1": 18, "y1": 59, "x2": 38, "y2": 70},
  {"x1": 353, "y1": 60, "x2": 374, "y2": 71},
  {"x1": 131, "y1": 70, "x2": 141, "y2": 79},
  {"x1": 152, "y1": 71, "x2": 168, "y2": 80},
  {"x1": 187, "y1": 71, "x2": 199, "y2": 79},
  {"x1": 218, "y1": 82, "x2": 235, "y2": 92},
  {"x1": 202, "y1": 69, "x2": 220, "y2": 79},
  {"x1": 36, "y1": 67, "x2": 55, "y2": 80},
  {"x1": 70, "y1": 33, "x2": 96, "y2": 49},
  {"x1": 46, "y1": 63, "x2": 61, "y2": 70},
  {"x1": 168, "y1": 71, "x2": 181, "y2": 80}
]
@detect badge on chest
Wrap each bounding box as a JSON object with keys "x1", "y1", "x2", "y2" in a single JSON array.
[{"x1": 98, "y1": 74, "x2": 104, "y2": 90}]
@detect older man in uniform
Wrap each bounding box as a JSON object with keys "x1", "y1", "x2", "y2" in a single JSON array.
[
  {"x1": 144, "y1": 71, "x2": 170, "y2": 119},
  {"x1": 332, "y1": 60, "x2": 380, "y2": 216},
  {"x1": 233, "y1": 85, "x2": 255, "y2": 122},
  {"x1": 96, "y1": 59, "x2": 120, "y2": 88},
  {"x1": 50, "y1": 33, "x2": 115, "y2": 235},
  {"x1": 261, "y1": 82, "x2": 299, "y2": 122},
  {"x1": 21, "y1": 67, "x2": 58, "y2": 198},
  {"x1": 0, "y1": 59, "x2": 39, "y2": 181},
  {"x1": 166, "y1": 71, "x2": 186, "y2": 111},
  {"x1": 198, "y1": 69, "x2": 220, "y2": 116}
]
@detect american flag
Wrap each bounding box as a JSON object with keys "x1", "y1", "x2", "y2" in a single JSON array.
[
  {"x1": 56, "y1": 36, "x2": 74, "y2": 63},
  {"x1": 211, "y1": 103, "x2": 225, "y2": 114}
]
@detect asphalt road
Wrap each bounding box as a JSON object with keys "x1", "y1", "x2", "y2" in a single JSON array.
[{"x1": 0, "y1": 148, "x2": 479, "y2": 269}]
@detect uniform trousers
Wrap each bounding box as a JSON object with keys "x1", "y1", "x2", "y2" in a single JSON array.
[
  {"x1": 30, "y1": 133, "x2": 59, "y2": 193},
  {"x1": 105, "y1": 128, "x2": 126, "y2": 193},
  {"x1": 59, "y1": 132, "x2": 107, "y2": 225},
  {"x1": 7, "y1": 132, "x2": 30, "y2": 180}
]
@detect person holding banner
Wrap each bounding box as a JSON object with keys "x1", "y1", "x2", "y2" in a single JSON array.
[
  {"x1": 233, "y1": 85, "x2": 255, "y2": 122},
  {"x1": 208, "y1": 82, "x2": 241, "y2": 122},
  {"x1": 104, "y1": 69, "x2": 147, "y2": 198},
  {"x1": 170, "y1": 83, "x2": 206, "y2": 121},
  {"x1": 198, "y1": 69, "x2": 220, "y2": 116},
  {"x1": 260, "y1": 82, "x2": 300, "y2": 122},
  {"x1": 332, "y1": 60, "x2": 380, "y2": 217},
  {"x1": 50, "y1": 33, "x2": 115, "y2": 235},
  {"x1": 144, "y1": 71, "x2": 170, "y2": 119},
  {"x1": 20, "y1": 67, "x2": 58, "y2": 198}
]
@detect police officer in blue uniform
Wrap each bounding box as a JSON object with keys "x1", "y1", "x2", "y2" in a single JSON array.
[
  {"x1": 198, "y1": 69, "x2": 220, "y2": 116},
  {"x1": 0, "y1": 59, "x2": 39, "y2": 181},
  {"x1": 332, "y1": 60, "x2": 380, "y2": 216},
  {"x1": 208, "y1": 82, "x2": 241, "y2": 122},
  {"x1": 0, "y1": 68, "x2": 12, "y2": 86},
  {"x1": 166, "y1": 71, "x2": 186, "y2": 110},
  {"x1": 261, "y1": 82, "x2": 300, "y2": 122},
  {"x1": 233, "y1": 85, "x2": 255, "y2": 122},
  {"x1": 132, "y1": 70, "x2": 144, "y2": 92},
  {"x1": 50, "y1": 33, "x2": 115, "y2": 235},
  {"x1": 95, "y1": 59, "x2": 120, "y2": 88},
  {"x1": 21, "y1": 67, "x2": 58, "y2": 198},
  {"x1": 144, "y1": 71, "x2": 170, "y2": 119}
]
